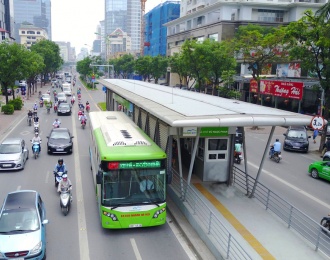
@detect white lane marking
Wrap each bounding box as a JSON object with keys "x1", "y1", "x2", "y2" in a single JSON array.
[
  {"x1": 130, "y1": 238, "x2": 142, "y2": 260},
  {"x1": 0, "y1": 113, "x2": 27, "y2": 143},
  {"x1": 248, "y1": 161, "x2": 330, "y2": 210},
  {"x1": 72, "y1": 108, "x2": 90, "y2": 259},
  {"x1": 45, "y1": 171, "x2": 50, "y2": 184},
  {"x1": 21, "y1": 131, "x2": 30, "y2": 136},
  {"x1": 166, "y1": 217, "x2": 198, "y2": 260},
  {"x1": 17, "y1": 186, "x2": 21, "y2": 191}
]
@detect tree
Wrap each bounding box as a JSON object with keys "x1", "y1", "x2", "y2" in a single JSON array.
[
  {"x1": 115, "y1": 54, "x2": 135, "y2": 79},
  {"x1": 233, "y1": 25, "x2": 287, "y2": 102},
  {"x1": 150, "y1": 55, "x2": 168, "y2": 84},
  {"x1": 25, "y1": 51, "x2": 45, "y2": 97},
  {"x1": 76, "y1": 56, "x2": 93, "y2": 80},
  {"x1": 134, "y1": 56, "x2": 153, "y2": 81},
  {"x1": 284, "y1": 10, "x2": 330, "y2": 150},
  {"x1": 0, "y1": 42, "x2": 31, "y2": 104},
  {"x1": 181, "y1": 39, "x2": 211, "y2": 93},
  {"x1": 30, "y1": 40, "x2": 63, "y2": 84}
]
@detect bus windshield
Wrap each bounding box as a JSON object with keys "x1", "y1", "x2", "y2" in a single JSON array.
[{"x1": 101, "y1": 168, "x2": 166, "y2": 207}]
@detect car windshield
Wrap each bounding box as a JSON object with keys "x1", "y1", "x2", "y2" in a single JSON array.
[
  {"x1": 0, "y1": 144, "x2": 21, "y2": 154},
  {"x1": 58, "y1": 93, "x2": 65, "y2": 97},
  {"x1": 42, "y1": 94, "x2": 49, "y2": 99},
  {"x1": 287, "y1": 130, "x2": 307, "y2": 139},
  {"x1": 59, "y1": 104, "x2": 70, "y2": 109},
  {"x1": 0, "y1": 208, "x2": 39, "y2": 232},
  {"x1": 50, "y1": 131, "x2": 70, "y2": 139}
]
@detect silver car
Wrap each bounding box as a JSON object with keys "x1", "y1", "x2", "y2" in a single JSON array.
[{"x1": 0, "y1": 138, "x2": 29, "y2": 170}]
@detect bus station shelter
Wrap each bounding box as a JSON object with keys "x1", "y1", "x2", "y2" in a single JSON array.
[{"x1": 98, "y1": 79, "x2": 312, "y2": 191}]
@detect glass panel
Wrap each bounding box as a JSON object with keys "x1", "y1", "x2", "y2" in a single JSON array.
[{"x1": 208, "y1": 139, "x2": 228, "y2": 150}]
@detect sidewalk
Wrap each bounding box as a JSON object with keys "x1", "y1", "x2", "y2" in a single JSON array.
[{"x1": 0, "y1": 85, "x2": 50, "y2": 142}]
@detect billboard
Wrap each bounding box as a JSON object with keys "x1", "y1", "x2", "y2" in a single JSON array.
[{"x1": 260, "y1": 80, "x2": 303, "y2": 100}]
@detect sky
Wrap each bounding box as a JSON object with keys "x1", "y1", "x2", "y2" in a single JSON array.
[{"x1": 51, "y1": 0, "x2": 164, "y2": 54}]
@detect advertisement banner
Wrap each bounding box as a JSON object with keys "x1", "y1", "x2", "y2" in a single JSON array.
[
  {"x1": 250, "y1": 79, "x2": 258, "y2": 93},
  {"x1": 260, "y1": 80, "x2": 303, "y2": 100},
  {"x1": 276, "y1": 63, "x2": 301, "y2": 78}
]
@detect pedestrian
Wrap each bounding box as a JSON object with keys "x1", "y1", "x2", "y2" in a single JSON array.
[{"x1": 313, "y1": 129, "x2": 319, "y2": 144}]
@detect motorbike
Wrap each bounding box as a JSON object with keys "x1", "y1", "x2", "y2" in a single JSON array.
[
  {"x1": 86, "y1": 104, "x2": 90, "y2": 113},
  {"x1": 81, "y1": 119, "x2": 86, "y2": 129},
  {"x1": 78, "y1": 110, "x2": 83, "y2": 119},
  {"x1": 321, "y1": 215, "x2": 330, "y2": 234},
  {"x1": 234, "y1": 151, "x2": 243, "y2": 164},
  {"x1": 34, "y1": 122, "x2": 39, "y2": 133},
  {"x1": 54, "y1": 104, "x2": 58, "y2": 113},
  {"x1": 27, "y1": 116, "x2": 32, "y2": 126},
  {"x1": 46, "y1": 106, "x2": 50, "y2": 114},
  {"x1": 53, "y1": 123, "x2": 60, "y2": 128},
  {"x1": 71, "y1": 99, "x2": 75, "y2": 105},
  {"x1": 39, "y1": 100, "x2": 43, "y2": 108},
  {"x1": 31, "y1": 141, "x2": 40, "y2": 159},
  {"x1": 59, "y1": 186, "x2": 72, "y2": 216},
  {"x1": 269, "y1": 146, "x2": 281, "y2": 163},
  {"x1": 54, "y1": 171, "x2": 65, "y2": 187}
]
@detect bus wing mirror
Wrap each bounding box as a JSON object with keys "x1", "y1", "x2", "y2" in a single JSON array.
[{"x1": 96, "y1": 170, "x2": 102, "y2": 184}]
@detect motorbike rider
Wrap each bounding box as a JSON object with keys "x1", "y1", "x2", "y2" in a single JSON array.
[
  {"x1": 31, "y1": 132, "x2": 42, "y2": 152},
  {"x1": 78, "y1": 102, "x2": 85, "y2": 111},
  {"x1": 33, "y1": 102, "x2": 38, "y2": 111},
  {"x1": 33, "y1": 114, "x2": 40, "y2": 123},
  {"x1": 234, "y1": 141, "x2": 242, "y2": 157},
  {"x1": 54, "y1": 158, "x2": 67, "y2": 175},
  {"x1": 79, "y1": 112, "x2": 87, "y2": 123},
  {"x1": 52, "y1": 118, "x2": 61, "y2": 128},
  {"x1": 28, "y1": 110, "x2": 33, "y2": 117},
  {"x1": 57, "y1": 173, "x2": 72, "y2": 201},
  {"x1": 270, "y1": 138, "x2": 281, "y2": 157},
  {"x1": 71, "y1": 94, "x2": 75, "y2": 104}
]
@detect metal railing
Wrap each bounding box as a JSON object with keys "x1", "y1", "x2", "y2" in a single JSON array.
[
  {"x1": 170, "y1": 171, "x2": 253, "y2": 260},
  {"x1": 233, "y1": 166, "x2": 330, "y2": 257}
]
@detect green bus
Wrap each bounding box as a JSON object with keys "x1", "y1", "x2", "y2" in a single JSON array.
[{"x1": 89, "y1": 111, "x2": 167, "y2": 229}]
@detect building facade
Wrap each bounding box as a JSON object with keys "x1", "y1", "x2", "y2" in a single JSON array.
[
  {"x1": 19, "y1": 22, "x2": 48, "y2": 49},
  {"x1": 105, "y1": 0, "x2": 141, "y2": 52},
  {"x1": 13, "y1": 0, "x2": 51, "y2": 43},
  {"x1": 4, "y1": 0, "x2": 14, "y2": 40},
  {"x1": 55, "y1": 41, "x2": 75, "y2": 63},
  {"x1": 107, "y1": 28, "x2": 132, "y2": 58},
  {"x1": 144, "y1": 1, "x2": 180, "y2": 56}
]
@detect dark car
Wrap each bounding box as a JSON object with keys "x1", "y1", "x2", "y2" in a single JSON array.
[
  {"x1": 283, "y1": 126, "x2": 311, "y2": 152},
  {"x1": 0, "y1": 190, "x2": 48, "y2": 259},
  {"x1": 47, "y1": 128, "x2": 74, "y2": 154},
  {"x1": 57, "y1": 102, "x2": 71, "y2": 116}
]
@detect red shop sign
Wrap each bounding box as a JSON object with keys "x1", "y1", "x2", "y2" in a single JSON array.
[
  {"x1": 260, "y1": 80, "x2": 303, "y2": 100},
  {"x1": 250, "y1": 79, "x2": 258, "y2": 93}
]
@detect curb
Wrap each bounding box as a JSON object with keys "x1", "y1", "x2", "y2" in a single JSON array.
[{"x1": 166, "y1": 196, "x2": 215, "y2": 260}]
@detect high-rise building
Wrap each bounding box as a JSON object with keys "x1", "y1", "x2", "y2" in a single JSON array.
[
  {"x1": 105, "y1": 0, "x2": 141, "y2": 52},
  {"x1": 13, "y1": 0, "x2": 51, "y2": 43},
  {"x1": 4, "y1": 0, "x2": 15, "y2": 40},
  {"x1": 144, "y1": 1, "x2": 180, "y2": 56}
]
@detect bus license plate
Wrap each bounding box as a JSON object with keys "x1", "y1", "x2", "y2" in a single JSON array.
[{"x1": 129, "y1": 224, "x2": 142, "y2": 228}]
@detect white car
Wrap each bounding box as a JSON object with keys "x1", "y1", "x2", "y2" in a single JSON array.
[
  {"x1": 19, "y1": 80, "x2": 27, "y2": 87},
  {"x1": 41, "y1": 93, "x2": 51, "y2": 103},
  {"x1": 57, "y1": 92, "x2": 67, "y2": 103},
  {"x1": 0, "y1": 138, "x2": 29, "y2": 171}
]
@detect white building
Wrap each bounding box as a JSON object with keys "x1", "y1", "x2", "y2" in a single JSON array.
[{"x1": 19, "y1": 22, "x2": 48, "y2": 49}]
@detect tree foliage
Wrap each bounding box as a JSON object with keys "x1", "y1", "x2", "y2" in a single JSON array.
[
  {"x1": 30, "y1": 40, "x2": 63, "y2": 81},
  {"x1": 134, "y1": 56, "x2": 153, "y2": 81}
]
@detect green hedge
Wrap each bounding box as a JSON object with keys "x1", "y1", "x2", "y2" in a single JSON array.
[
  {"x1": 8, "y1": 98, "x2": 23, "y2": 110},
  {"x1": 1, "y1": 104, "x2": 14, "y2": 114}
]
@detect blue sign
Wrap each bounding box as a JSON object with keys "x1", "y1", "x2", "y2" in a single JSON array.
[{"x1": 102, "y1": 86, "x2": 107, "y2": 93}]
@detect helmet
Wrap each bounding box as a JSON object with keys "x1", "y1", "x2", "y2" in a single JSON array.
[
  {"x1": 276, "y1": 139, "x2": 279, "y2": 142},
  {"x1": 62, "y1": 174, "x2": 68, "y2": 180},
  {"x1": 55, "y1": 118, "x2": 58, "y2": 121},
  {"x1": 58, "y1": 158, "x2": 63, "y2": 164},
  {"x1": 35, "y1": 132, "x2": 38, "y2": 136}
]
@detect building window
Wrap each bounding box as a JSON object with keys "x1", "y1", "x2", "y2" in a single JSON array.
[
  {"x1": 196, "y1": 36, "x2": 204, "y2": 43},
  {"x1": 37, "y1": 32, "x2": 40, "y2": 34},
  {"x1": 27, "y1": 31, "x2": 35, "y2": 34},
  {"x1": 209, "y1": 33, "x2": 218, "y2": 41},
  {"x1": 258, "y1": 9, "x2": 284, "y2": 22},
  {"x1": 21, "y1": 31, "x2": 25, "y2": 34},
  {"x1": 197, "y1": 16, "x2": 204, "y2": 26}
]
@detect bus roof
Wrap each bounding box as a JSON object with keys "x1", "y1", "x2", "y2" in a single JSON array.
[{"x1": 90, "y1": 111, "x2": 166, "y2": 161}]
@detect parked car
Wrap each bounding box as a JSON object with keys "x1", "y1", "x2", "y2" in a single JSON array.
[
  {"x1": 47, "y1": 128, "x2": 74, "y2": 154},
  {"x1": 57, "y1": 102, "x2": 72, "y2": 116},
  {"x1": 308, "y1": 161, "x2": 330, "y2": 181},
  {"x1": 283, "y1": 126, "x2": 311, "y2": 152},
  {"x1": 57, "y1": 92, "x2": 67, "y2": 103},
  {"x1": 0, "y1": 190, "x2": 48, "y2": 259},
  {"x1": 0, "y1": 138, "x2": 29, "y2": 170}
]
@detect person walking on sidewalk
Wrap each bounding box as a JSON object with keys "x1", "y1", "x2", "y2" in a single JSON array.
[{"x1": 313, "y1": 129, "x2": 319, "y2": 144}]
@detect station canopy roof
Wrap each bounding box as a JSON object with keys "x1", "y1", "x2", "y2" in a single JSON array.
[{"x1": 99, "y1": 79, "x2": 313, "y2": 128}]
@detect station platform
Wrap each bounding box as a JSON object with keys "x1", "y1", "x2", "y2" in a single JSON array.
[{"x1": 167, "y1": 166, "x2": 328, "y2": 260}]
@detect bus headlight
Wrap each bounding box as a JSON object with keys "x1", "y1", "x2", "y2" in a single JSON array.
[
  {"x1": 103, "y1": 211, "x2": 118, "y2": 221},
  {"x1": 152, "y1": 207, "x2": 166, "y2": 218}
]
